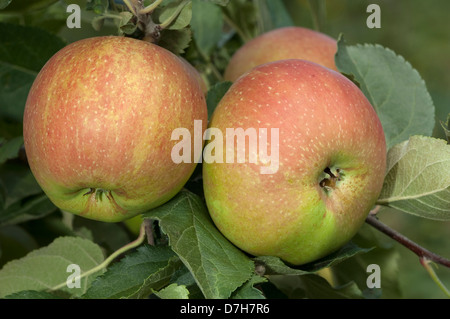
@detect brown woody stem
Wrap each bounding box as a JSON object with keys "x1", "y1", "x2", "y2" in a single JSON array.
[{"x1": 365, "y1": 213, "x2": 450, "y2": 268}]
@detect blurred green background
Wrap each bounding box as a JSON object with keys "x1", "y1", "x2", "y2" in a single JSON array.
[{"x1": 1, "y1": 0, "x2": 449, "y2": 298}]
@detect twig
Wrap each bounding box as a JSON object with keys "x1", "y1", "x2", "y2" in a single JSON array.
[
  {"x1": 49, "y1": 222, "x2": 147, "y2": 292},
  {"x1": 420, "y1": 257, "x2": 450, "y2": 298},
  {"x1": 365, "y1": 214, "x2": 450, "y2": 268}
]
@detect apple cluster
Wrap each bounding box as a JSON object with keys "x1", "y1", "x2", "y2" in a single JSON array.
[{"x1": 23, "y1": 27, "x2": 386, "y2": 266}]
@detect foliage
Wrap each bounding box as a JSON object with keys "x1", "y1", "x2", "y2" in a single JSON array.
[{"x1": 0, "y1": 0, "x2": 449, "y2": 300}]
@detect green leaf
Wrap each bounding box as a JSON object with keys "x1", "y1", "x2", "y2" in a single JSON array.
[
  {"x1": 307, "y1": 0, "x2": 327, "y2": 31},
  {"x1": 5, "y1": 290, "x2": 63, "y2": 299},
  {"x1": 190, "y1": 0, "x2": 223, "y2": 56},
  {"x1": 0, "y1": 162, "x2": 57, "y2": 226},
  {"x1": 83, "y1": 245, "x2": 182, "y2": 299},
  {"x1": 0, "y1": 192, "x2": 56, "y2": 226},
  {"x1": 118, "y1": 11, "x2": 137, "y2": 35},
  {"x1": 332, "y1": 223, "x2": 402, "y2": 299},
  {"x1": 254, "y1": 0, "x2": 293, "y2": 34},
  {"x1": 0, "y1": 136, "x2": 23, "y2": 165},
  {"x1": 202, "y1": 0, "x2": 229, "y2": 5},
  {"x1": 301, "y1": 242, "x2": 374, "y2": 273},
  {"x1": 144, "y1": 190, "x2": 255, "y2": 299},
  {"x1": 155, "y1": 283, "x2": 190, "y2": 299},
  {"x1": 377, "y1": 136, "x2": 450, "y2": 220},
  {"x1": 231, "y1": 274, "x2": 267, "y2": 299},
  {"x1": 86, "y1": 0, "x2": 109, "y2": 14},
  {"x1": 1, "y1": 0, "x2": 57, "y2": 12},
  {"x1": 0, "y1": 236, "x2": 105, "y2": 298},
  {"x1": 157, "y1": 27, "x2": 192, "y2": 55},
  {"x1": 335, "y1": 36, "x2": 435, "y2": 150},
  {"x1": 0, "y1": 0, "x2": 12, "y2": 9},
  {"x1": 154, "y1": 0, "x2": 192, "y2": 30},
  {"x1": 0, "y1": 23, "x2": 65, "y2": 122},
  {"x1": 206, "y1": 81, "x2": 232, "y2": 119},
  {"x1": 254, "y1": 242, "x2": 372, "y2": 276},
  {"x1": 0, "y1": 225, "x2": 38, "y2": 268},
  {"x1": 440, "y1": 113, "x2": 450, "y2": 143},
  {"x1": 221, "y1": 0, "x2": 259, "y2": 42}
]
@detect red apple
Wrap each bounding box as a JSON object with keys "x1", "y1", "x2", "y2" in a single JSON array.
[
  {"x1": 224, "y1": 26, "x2": 337, "y2": 82},
  {"x1": 23, "y1": 36, "x2": 207, "y2": 222},
  {"x1": 203, "y1": 59, "x2": 386, "y2": 265}
]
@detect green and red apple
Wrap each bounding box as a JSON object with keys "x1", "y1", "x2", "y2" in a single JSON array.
[
  {"x1": 224, "y1": 26, "x2": 337, "y2": 82},
  {"x1": 203, "y1": 59, "x2": 386, "y2": 265},
  {"x1": 23, "y1": 36, "x2": 207, "y2": 222}
]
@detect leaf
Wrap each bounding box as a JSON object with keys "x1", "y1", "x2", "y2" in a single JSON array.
[
  {"x1": 300, "y1": 242, "x2": 374, "y2": 273},
  {"x1": 0, "y1": 0, "x2": 12, "y2": 9},
  {"x1": 86, "y1": 0, "x2": 109, "y2": 14},
  {"x1": 0, "y1": 192, "x2": 57, "y2": 226},
  {"x1": 144, "y1": 190, "x2": 255, "y2": 299},
  {"x1": 157, "y1": 27, "x2": 192, "y2": 55},
  {"x1": 377, "y1": 136, "x2": 450, "y2": 220},
  {"x1": 190, "y1": 0, "x2": 223, "y2": 56},
  {"x1": 83, "y1": 245, "x2": 182, "y2": 299},
  {"x1": 0, "y1": 23, "x2": 65, "y2": 122},
  {"x1": 155, "y1": 283, "x2": 190, "y2": 299},
  {"x1": 0, "y1": 136, "x2": 23, "y2": 165},
  {"x1": 332, "y1": 223, "x2": 402, "y2": 299},
  {"x1": 254, "y1": 242, "x2": 372, "y2": 276},
  {"x1": 268, "y1": 274, "x2": 363, "y2": 299},
  {"x1": 154, "y1": 0, "x2": 192, "y2": 30},
  {"x1": 206, "y1": 81, "x2": 232, "y2": 119},
  {"x1": 440, "y1": 113, "x2": 450, "y2": 143},
  {"x1": 0, "y1": 162, "x2": 57, "y2": 226},
  {"x1": 5, "y1": 290, "x2": 63, "y2": 299},
  {"x1": 0, "y1": 236, "x2": 105, "y2": 298},
  {"x1": 307, "y1": 0, "x2": 327, "y2": 31},
  {"x1": 91, "y1": 15, "x2": 107, "y2": 31},
  {"x1": 203, "y1": 0, "x2": 229, "y2": 5},
  {"x1": 335, "y1": 36, "x2": 435, "y2": 149},
  {"x1": 231, "y1": 274, "x2": 267, "y2": 299},
  {"x1": 221, "y1": 0, "x2": 259, "y2": 42},
  {"x1": 118, "y1": 11, "x2": 137, "y2": 35},
  {"x1": 0, "y1": 163, "x2": 43, "y2": 209},
  {"x1": 0, "y1": 225, "x2": 38, "y2": 268},
  {"x1": 299, "y1": 275, "x2": 364, "y2": 299},
  {"x1": 254, "y1": 0, "x2": 293, "y2": 33}
]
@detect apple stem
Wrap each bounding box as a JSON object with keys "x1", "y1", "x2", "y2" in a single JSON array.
[
  {"x1": 420, "y1": 257, "x2": 450, "y2": 297},
  {"x1": 365, "y1": 213, "x2": 450, "y2": 268},
  {"x1": 144, "y1": 218, "x2": 155, "y2": 246},
  {"x1": 48, "y1": 221, "x2": 147, "y2": 293}
]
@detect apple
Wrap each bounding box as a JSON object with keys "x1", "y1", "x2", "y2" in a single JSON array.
[
  {"x1": 203, "y1": 59, "x2": 386, "y2": 265},
  {"x1": 224, "y1": 26, "x2": 337, "y2": 82},
  {"x1": 124, "y1": 215, "x2": 143, "y2": 236},
  {"x1": 23, "y1": 36, "x2": 207, "y2": 222}
]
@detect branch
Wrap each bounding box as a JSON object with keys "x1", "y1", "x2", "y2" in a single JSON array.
[
  {"x1": 49, "y1": 222, "x2": 147, "y2": 292},
  {"x1": 365, "y1": 213, "x2": 450, "y2": 268}
]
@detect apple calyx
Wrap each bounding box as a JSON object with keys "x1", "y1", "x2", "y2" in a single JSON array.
[
  {"x1": 319, "y1": 167, "x2": 342, "y2": 190},
  {"x1": 83, "y1": 188, "x2": 113, "y2": 202}
]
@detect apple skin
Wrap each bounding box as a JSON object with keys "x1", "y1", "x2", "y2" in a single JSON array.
[
  {"x1": 203, "y1": 59, "x2": 386, "y2": 265},
  {"x1": 23, "y1": 36, "x2": 207, "y2": 222},
  {"x1": 124, "y1": 215, "x2": 143, "y2": 236},
  {"x1": 224, "y1": 26, "x2": 337, "y2": 82}
]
